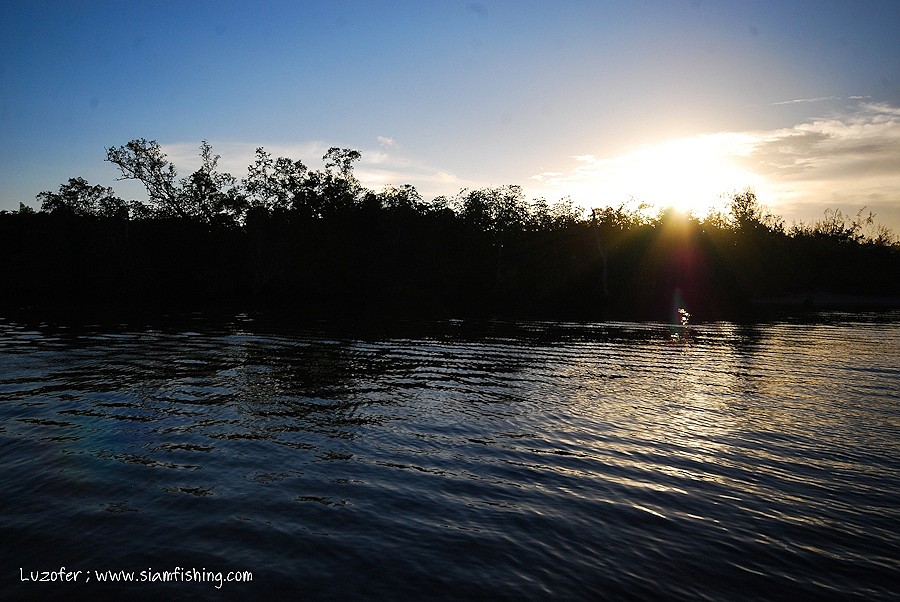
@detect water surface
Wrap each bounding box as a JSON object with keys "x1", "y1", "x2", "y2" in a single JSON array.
[{"x1": 1, "y1": 315, "x2": 898, "y2": 600}]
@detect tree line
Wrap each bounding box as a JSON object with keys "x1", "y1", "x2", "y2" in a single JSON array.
[{"x1": 2, "y1": 139, "x2": 898, "y2": 320}]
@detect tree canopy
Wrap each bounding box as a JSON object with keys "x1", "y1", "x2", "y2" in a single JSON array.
[{"x1": 3, "y1": 138, "x2": 897, "y2": 320}]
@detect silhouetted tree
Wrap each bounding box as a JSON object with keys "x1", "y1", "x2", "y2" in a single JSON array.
[
  {"x1": 106, "y1": 139, "x2": 182, "y2": 217},
  {"x1": 37, "y1": 177, "x2": 127, "y2": 218},
  {"x1": 591, "y1": 202, "x2": 652, "y2": 231},
  {"x1": 180, "y1": 141, "x2": 245, "y2": 226},
  {"x1": 547, "y1": 197, "x2": 583, "y2": 229},
  {"x1": 243, "y1": 147, "x2": 308, "y2": 213},
  {"x1": 789, "y1": 206, "x2": 896, "y2": 245},
  {"x1": 379, "y1": 184, "x2": 424, "y2": 213},
  {"x1": 323, "y1": 147, "x2": 362, "y2": 177},
  {"x1": 728, "y1": 188, "x2": 783, "y2": 233},
  {"x1": 317, "y1": 147, "x2": 363, "y2": 216},
  {"x1": 453, "y1": 185, "x2": 530, "y2": 233},
  {"x1": 106, "y1": 139, "x2": 243, "y2": 225},
  {"x1": 6, "y1": 135, "x2": 898, "y2": 321},
  {"x1": 241, "y1": 146, "x2": 364, "y2": 219}
]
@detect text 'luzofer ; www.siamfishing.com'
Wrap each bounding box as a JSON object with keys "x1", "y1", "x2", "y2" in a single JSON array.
[{"x1": 20, "y1": 567, "x2": 253, "y2": 589}]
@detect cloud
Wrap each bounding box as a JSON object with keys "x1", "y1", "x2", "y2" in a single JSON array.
[
  {"x1": 771, "y1": 96, "x2": 841, "y2": 105},
  {"x1": 769, "y1": 95, "x2": 872, "y2": 106},
  {"x1": 355, "y1": 155, "x2": 467, "y2": 198},
  {"x1": 744, "y1": 103, "x2": 900, "y2": 181},
  {"x1": 740, "y1": 102, "x2": 900, "y2": 227},
  {"x1": 377, "y1": 135, "x2": 396, "y2": 148},
  {"x1": 525, "y1": 101, "x2": 900, "y2": 231},
  {"x1": 434, "y1": 171, "x2": 459, "y2": 183}
]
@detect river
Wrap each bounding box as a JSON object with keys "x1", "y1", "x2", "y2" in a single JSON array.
[{"x1": 1, "y1": 314, "x2": 898, "y2": 600}]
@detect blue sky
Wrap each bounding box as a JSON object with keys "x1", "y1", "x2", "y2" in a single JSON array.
[{"x1": 2, "y1": 0, "x2": 899, "y2": 230}]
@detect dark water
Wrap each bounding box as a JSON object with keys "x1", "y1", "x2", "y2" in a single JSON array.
[{"x1": 1, "y1": 314, "x2": 898, "y2": 600}]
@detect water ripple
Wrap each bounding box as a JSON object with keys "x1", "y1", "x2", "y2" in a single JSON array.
[{"x1": 0, "y1": 315, "x2": 898, "y2": 599}]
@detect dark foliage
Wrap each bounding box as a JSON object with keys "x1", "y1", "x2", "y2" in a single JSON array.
[{"x1": 2, "y1": 142, "x2": 898, "y2": 321}]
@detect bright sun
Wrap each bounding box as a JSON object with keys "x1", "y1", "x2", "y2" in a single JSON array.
[{"x1": 569, "y1": 134, "x2": 765, "y2": 217}]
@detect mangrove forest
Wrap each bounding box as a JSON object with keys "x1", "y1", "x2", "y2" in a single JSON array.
[{"x1": 2, "y1": 139, "x2": 898, "y2": 321}]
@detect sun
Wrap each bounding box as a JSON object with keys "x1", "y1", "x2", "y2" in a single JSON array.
[
  {"x1": 621, "y1": 135, "x2": 765, "y2": 216},
  {"x1": 570, "y1": 133, "x2": 765, "y2": 218}
]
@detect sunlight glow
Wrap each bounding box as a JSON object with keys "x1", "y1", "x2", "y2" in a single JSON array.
[
  {"x1": 630, "y1": 137, "x2": 760, "y2": 215},
  {"x1": 532, "y1": 133, "x2": 770, "y2": 217},
  {"x1": 590, "y1": 135, "x2": 765, "y2": 216}
]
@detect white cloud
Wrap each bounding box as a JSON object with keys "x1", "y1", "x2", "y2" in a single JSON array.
[
  {"x1": 434, "y1": 171, "x2": 458, "y2": 183},
  {"x1": 377, "y1": 136, "x2": 396, "y2": 147},
  {"x1": 361, "y1": 150, "x2": 392, "y2": 165},
  {"x1": 355, "y1": 154, "x2": 470, "y2": 198}
]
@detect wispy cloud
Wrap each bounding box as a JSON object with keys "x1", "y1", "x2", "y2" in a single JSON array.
[
  {"x1": 770, "y1": 96, "x2": 841, "y2": 105},
  {"x1": 770, "y1": 95, "x2": 873, "y2": 106},
  {"x1": 354, "y1": 155, "x2": 467, "y2": 197},
  {"x1": 377, "y1": 135, "x2": 396, "y2": 148}
]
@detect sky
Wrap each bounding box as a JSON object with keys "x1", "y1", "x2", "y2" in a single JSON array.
[{"x1": 2, "y1": 0, "x2": 900, "y2": 232}]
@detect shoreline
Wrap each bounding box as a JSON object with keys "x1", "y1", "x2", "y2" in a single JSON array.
[
  {"x1": 3, "y1": 294, "x2": 900, "y2": 329},
  {"x1": 751, "y1": 293, "x2": 900, "y2": 310}
]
